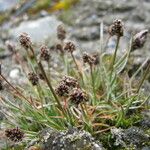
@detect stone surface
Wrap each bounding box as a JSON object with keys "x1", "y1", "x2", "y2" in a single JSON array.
[
  {"x1": 65, "y1": 0, "x2": 150, "y2": 52},
  {"x1": 40, "y1": 128, "x2": 105, "y2": 150},
  {"x1": 0, "y1": 0, "x2": 18, "y2": 12},
  {"x1": 9, "y1": 16, "x2": 62, "y2": 46},
  {"x1": 111, "y1": 126, "x2": 150, "y2": 149}
]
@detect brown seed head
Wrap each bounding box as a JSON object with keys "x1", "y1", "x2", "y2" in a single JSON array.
[
  {"x1": 28, "y1": 72, "x2": 39, "y2": 86},
  {"x1": 19, "y1": 33, "x2": 32, "y2": 49},
  {"x1": 55, "y1": 82, "x2": 69, "y2": 97},
  {"x1": 131, "y1": 29, "x2": 148, "y2": 51},
  {"x1": 64, "y1": 41, "x2": 76, "y2": 53},
  {"x1": 5, "y1": 127, "x2": 24, "y2": 142},
  {"x1": 55, "y1": 44, "x2": 63, "y2": 53},
  {"x1": 83, "y1": 52, "x2": 96, "y2": 66},
  {"x1": 108, "y1": 19, "x2": 124, "y2": 37},
  {"x1": 57, "y1": 24, "x2": 66, "y2": 41},
  {"x1": 69, "y1": 88, "x2": 88, "y2": 105},
  {"x1": 40, "y1": 46, "x2": 50, "y2": 61},
  {"x1": 38, "y1": 73, "x2": 45, "y2": 80},
  {"x1": 62, "y1": 75, "x2": 79, "y2": 88},
  {"x1": 92, "y1": 53, "x2": 99, "y2": 65}
]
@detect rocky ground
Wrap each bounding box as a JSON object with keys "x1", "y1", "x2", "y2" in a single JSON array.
[
  {"x1": 66, "y1": 0, "x2": 150, "y2": 51},
  {"x1": 0, "y1": 0, "x2": 150, "y2": 149},
  {"x1": 1, "y1": 0, "x2": 150, "y2": 78}
]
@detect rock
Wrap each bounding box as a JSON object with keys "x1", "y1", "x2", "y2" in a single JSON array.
[
  {"x1": 8, "y1": 66, "x2": 27, "y2": 85},
  {"x1": 9, "y1": 67, "x2": 21, "y2": 79},
  {"x1": 40, "y1": 128, "x2": 105, "y2": 150},
  {"x1": 123, "y1": 127, "x2": 149, "y2": 147},
  {"x1": 0, "y1": 0, "x2": 18, "y2": 12},
  {"x1": 72, "y1": 26, "x2": 99, "y2": 41},
  {"x1": 64, "y1": 0, "x2": 150, "y2": 52},
  {"x1": 111, "y1": 128, "x2": 126, "y2": 147},
  {"x1": 111, "y1": 127, "x2": 150, "y2": 149},
  {"x1": 9, "y1": 16, "x2": 62, "y2": 46},
  {"x1": 140, "y1": 118, "x2": 150, "y2": 130}
]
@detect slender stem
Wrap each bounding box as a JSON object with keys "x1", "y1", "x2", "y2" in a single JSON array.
[
  {"x1": 36, "y1": 85, "x2": 44, "y2": 110},
  {"x1": 0, "y1": 74, "x2": 31, "y2": 103},
  {"x1": 90, "y1": 65, "x2": 96, "y2": 105},
  {"x1": 71, "y1": 53, "x2": 84, "y2": 85},
  {"x1": 80, "y1": 104, "x2": 93, "y2": 133},
  {"x1": 104, "y1": 35, "x2": 111, "y2": 51},
  {"x1": 48, "y1": 60, "x2": 51, "y2": 80},
  {"x1": 110, "y1": 36, "x2": 120, "y2": 79},
  {"x1": 38, "y1": 61, "x2": 66, "y2": 116},
  {"x1": 107, "y1": 36, "x2": 120, "y2": 101},
  {"x1": 29, "y1": 45, "x2": 39, "y2": 69},
  {"x1": 137, "y1": 61, "x2": 150, "y2": 93}
]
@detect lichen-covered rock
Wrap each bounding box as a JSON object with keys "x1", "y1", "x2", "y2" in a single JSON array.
[
  {"x1": 140, "y1": 118, "x2": 150, "y2": 130},
  {"x1": 111, "y1": 128, "x2": 126, "y2": 147},
  {"x1": 40, "y1": 128, "x2": 105, "y2": 150},
  {"x1": 123, "y1": 127, "x2": 149, "y2": 147},
  {"x1": 111, "y1": 127, "x2": 150, "y2": 149}
]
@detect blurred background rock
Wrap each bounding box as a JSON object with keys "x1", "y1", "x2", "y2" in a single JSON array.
[{"x1": 0, "y1": 0, "x2": 150, "y2": 88}]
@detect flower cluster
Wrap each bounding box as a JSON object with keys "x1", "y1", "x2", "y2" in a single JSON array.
[
  {"x1": 83, "y1": 52, "x2": 98, "y2": 66},
  {"x1": 131, "y1": 29, "x2": 148, "y2": 51},
  {"x1": 5, "y1": 127, "x2": 24, "y2": 142},
  {"x1": 28, "y1": 72, "x2": 39, "y2": 86},
  {"x1": 55, "y1": 76, "x2": 78, "y2": 97},
  {"x1": 19, "y1": 33, "x2": 32, "y2": 49},
  {"x1": 69, "y1": 88, "x2": 88, "y2": 105},
  {"x1": 55, "y1": 82, "x2": 69, "y2": 97},
  {"x1": 64, "y1": 41, "x2": 76, "y2": 53},
  {"x1": 55, "y1": 75, "x2": 88, "y2": 104},
  {"x1": 108, "y1": 19, "x2": 124, "y2": 37},
  {"x1": 57, "y1": 24, "x2": 66, "y2": 41},
  {"x1": 55, "y1": 43, "x2": 64, "y2": 53},
  {"x1": 40, "y1": 45, "x2": 50, "y2": 61},
  {"x1": 62, "y1": 75, "x2": 79, "y2": 88}
]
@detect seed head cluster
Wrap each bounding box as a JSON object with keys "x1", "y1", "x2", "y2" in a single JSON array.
[
  {"x1": 131, "y1": 29, "x2": 148, "y2": 51},
  {"x1": 55, "y1": 76, "x2": 79, "y2": 97},
  {"x1": 57, "y1": 24, "x2": 66, "y2": 41},
  {"x1": 83, "y1": 52, "x2": 98, "y2": 66},
  {"x1": 40, "y1": 45, "x2": 50, "y2": 61},
  {"x1": 64, "y1": 41, "x2": 76, "y2": 53},
  {"x1": 108, "y1": 19, "x2": 124, "y2": 37},
  {"x1": 19, "y1": 33, "x2": 32, "y2": 49},
  {"x1": 55, "y1": 43, "x2": 63, "y2": 53},
  {"x1": 62, "y1": 75, "x2": 79, "y2": 88},
  {"x1": 92, "y1": 53, "x2": 99, "y2": 65},
  {"x1": 5, "y1": 127, "x2": 24, "y2": 142},
  {"x1": 55, "y1": 82, "x2": 69, "y2": 97},
  {"x1": 28, "y1": 72, "x2": 39, "y2": 86},
  {"x1": 69, "y1": 88, "x2": 88, "y2": 105}
]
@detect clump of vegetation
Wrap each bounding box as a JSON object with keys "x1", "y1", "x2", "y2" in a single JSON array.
[{"x1": 0, "y1": 19, "x2": 149, "y2": 149}]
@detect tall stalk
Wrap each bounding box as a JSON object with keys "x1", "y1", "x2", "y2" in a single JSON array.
[
  {"x1": 0, "y1": 74, "x2": 31, "y2": 104},
  {"x1": 110, "y1": 36, "x2": 121, "y2": 79},
  {"x1": 71, "y1": 53, "x2": 84, "y2": 85},
  {"x1": 38, "y1": 61, "x2": 66, "y2": 116},
  {"x1": 90, "y1": 65, "x2": 96, "y2": 105}
]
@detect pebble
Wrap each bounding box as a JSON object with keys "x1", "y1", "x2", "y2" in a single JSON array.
[{"x1": 9, "y1": 67, "x2": 21, "y2": 79}]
